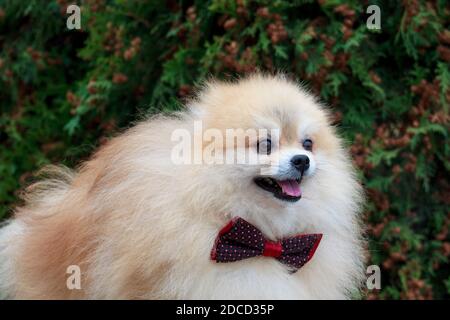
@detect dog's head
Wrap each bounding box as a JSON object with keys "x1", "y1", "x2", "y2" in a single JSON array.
[{"x1": 179, "y1": 75, "x2": 360, "y2": 233}]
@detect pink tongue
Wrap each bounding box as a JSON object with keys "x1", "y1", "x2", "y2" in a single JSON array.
[{"x1": 277, "y1": 180, "x2": 301, "y2": 197}]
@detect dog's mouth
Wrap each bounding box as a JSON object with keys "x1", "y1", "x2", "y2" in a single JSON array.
[{"x1": 253, "y1": 177, "x2": 302, "y2": 202}]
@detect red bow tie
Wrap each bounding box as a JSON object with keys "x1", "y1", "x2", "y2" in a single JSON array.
[{"x1": 211, "y1": 217, "x2": 322, "y2": 272}]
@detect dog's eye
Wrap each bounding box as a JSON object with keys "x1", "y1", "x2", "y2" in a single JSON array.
[
  {"x1": 303, "y1": 139, "x2": 313, "y2": 151},
  {"x1": 257, "y1": 139, "x2": 272, "y2": 155}
]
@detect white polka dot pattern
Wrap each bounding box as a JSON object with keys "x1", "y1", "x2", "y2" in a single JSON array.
[{"x1": 211, "y1": 217, "x2": 322, "y2": 272}]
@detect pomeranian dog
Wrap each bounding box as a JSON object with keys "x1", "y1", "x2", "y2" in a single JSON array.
[{"x1": 0, "y1": 74, "x2": 365, "y2": 299}]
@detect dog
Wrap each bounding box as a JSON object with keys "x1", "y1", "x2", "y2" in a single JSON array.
[{"x1": 0, "y1": 74, "x2": 365, "y2": 299}]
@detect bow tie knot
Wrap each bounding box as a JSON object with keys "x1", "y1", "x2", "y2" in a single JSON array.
[
  {"x1": 211, "y1": 217, "x2": 322, "y2": 272},
  {"x1": 263, "y1": 240, "x2": 282, "y2": 257}
]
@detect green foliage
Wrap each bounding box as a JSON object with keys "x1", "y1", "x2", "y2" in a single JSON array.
[{"x1": 0, "y1": 0, "x2": 449, "y2": 299}]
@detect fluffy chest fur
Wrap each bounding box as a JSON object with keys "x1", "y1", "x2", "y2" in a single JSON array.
[{"x1": 84, "y1": 206, "x2": 363, "y2": 299}]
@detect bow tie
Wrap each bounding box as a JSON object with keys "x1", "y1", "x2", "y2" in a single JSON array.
[{"x1": 211, "y1": 217, "x2": 322, "y2": 272}]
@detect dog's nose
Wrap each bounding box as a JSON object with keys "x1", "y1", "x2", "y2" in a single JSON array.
[{"x1": 291, "y1": 155, "x2": 310, "y2": 173}]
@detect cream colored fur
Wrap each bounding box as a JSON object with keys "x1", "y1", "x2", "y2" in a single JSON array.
[{"x1": 0, "y1": 74, "x2": 365, "y2": 299}]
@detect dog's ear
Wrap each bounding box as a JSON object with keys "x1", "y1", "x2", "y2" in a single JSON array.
[{"x1": 186, "y1": 79, "x2": 229, "y2": 119}]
